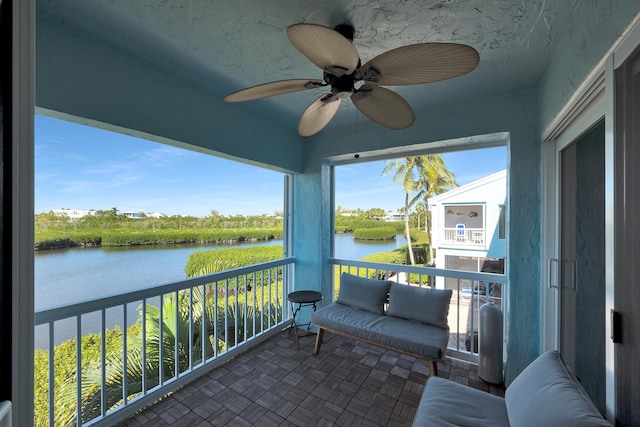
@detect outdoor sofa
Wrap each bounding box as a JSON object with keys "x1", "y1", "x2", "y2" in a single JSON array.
[
  {"x1": 413, "y1": 350, "x2": 612, "y2": 426},
  {"x1": 310, "y1": 272, "x2": 452, "y2": 376}
]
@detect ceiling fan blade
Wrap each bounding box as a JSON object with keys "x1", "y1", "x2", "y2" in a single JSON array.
[
  {"x1": 287, "y1": 24, "x2": 359, "y2": 75},
  {"x1": 359, "y1": 43, "x2": 479, "y2": 86},
  {"x1": 351, "y1": 85, "x2": 414, "y2": 130},
  {"x1": 224, "y1": 79, "x2": 324, "y2": 102},
  {"x1": 298, "y1": 94, "x2": 342, "y2": 137}
]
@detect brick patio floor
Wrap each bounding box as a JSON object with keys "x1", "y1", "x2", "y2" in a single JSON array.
[{"x1": 118, "y1": 330, "x2": 504, "y2": 426}]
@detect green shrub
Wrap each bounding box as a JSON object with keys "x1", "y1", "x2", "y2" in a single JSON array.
[
  {"x1": 352, "y1": 227, "x2": 397, "y2": 240},
  {"x1": 360, "y1": 248, "x2": 407, "y2": 264},
  {"x1": 35, "y1": 227, "x2": 283, "y2": 250},
  {"x1": 34, "y1": 326, "x2": 127, "y2": 426},
  {"x1": 409, "y1": 229, "x2": 430, "y2": 244},
  {"x1": 334, "y1": 215, "x2": 402, "y2": 233},
  {"x1": 35, "y1": 286, "x2": 285, "y2": 426},
  {"x1": 34, "y1": 237, "x2": 74, "y2": 251},
  {"x1": 185, "y1": 245, "x2": 284, "y2": 278},
  {"x1": 34, "y1": 213, "x2": 284, "y2": 251}
]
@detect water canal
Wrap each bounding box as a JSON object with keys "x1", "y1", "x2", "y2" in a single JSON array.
[{"x1": 35, "y1": 233, "x2": 405, "y2": 348}]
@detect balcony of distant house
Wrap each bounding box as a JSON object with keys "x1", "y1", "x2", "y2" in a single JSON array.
[{"x1": 439, "y1": 205, "x2": 486, "y2": 248}]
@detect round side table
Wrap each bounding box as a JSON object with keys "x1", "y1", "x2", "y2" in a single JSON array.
[{"x1": 286, "y1": 290, "x2": 323, "y2": 349}]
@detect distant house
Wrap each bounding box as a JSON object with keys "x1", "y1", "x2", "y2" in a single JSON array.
[
  {"x1": 52, "y1": 209, "x2": 96, "y2": 219},
  {"x1": 146, "y1": 212, "x2": 166, "y2": 219},
  {"x1": 120, "y1": 210, "x2": 145, "y2": 219},
  {"x1": 384, "y1": 212, "x2": 405, "y2": 222},
  {"x1": 429, "y1": 170, "x2": 506, "y2": 285}
]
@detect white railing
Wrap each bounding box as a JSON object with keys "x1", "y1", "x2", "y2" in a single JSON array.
[
  {"x1": 442, "y1": 227, "x2": 485, "y2": 246},
  {"x1": 329, "y1": 259, "x2": 507, "y2": 363},
  {"x1": 34, "y1": 258, "x2": 294, "y2": 427}
]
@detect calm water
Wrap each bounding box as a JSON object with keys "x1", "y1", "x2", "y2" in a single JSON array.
[{"x1": 34, "y1": 233, "x2": 405, "y2": 348}]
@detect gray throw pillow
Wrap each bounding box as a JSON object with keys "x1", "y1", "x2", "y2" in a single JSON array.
[
  {"x1": 336, "y1": 273, "x2": 391, "y2": 315},
  {"x1": 386, "y1": 283, "x2": 452, "y2": 328}
]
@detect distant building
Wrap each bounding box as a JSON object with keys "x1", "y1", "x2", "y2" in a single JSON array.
[
  {"x1": 146, "y1": 212, "x2": 166, "y2": 218},
  {"x1": 429, "y1": 170, "x2": 506, "y2": 287},
  {"x1": 120, "y1": 210, "x2": 144, "y2": 219},
  {"x1": 52, "y1": 209, "x2": 96, "y2": 219},
  {"x1": 384, "y1": 212, "x2": 405, "y2": 222}
]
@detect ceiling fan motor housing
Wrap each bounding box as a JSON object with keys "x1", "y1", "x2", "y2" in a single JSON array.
[{"x1": 331, "y1": 74, "x2": 355, "y2": 98}]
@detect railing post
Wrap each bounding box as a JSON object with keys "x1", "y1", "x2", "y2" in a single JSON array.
[
  {"x1": 76, "y1": 315, "x2": 82, "y2": 426},
  {"x1": 48, "y1": 324, "x2": 54, "y2": 427},
  {"x1": 100, "y1": 309, "x2": 106, "y2": 416},
  {"x1": 174, "y1": 291, "x2": 179, "y2": 378},
  {"x1": 211, "y1": 283, "x2": 216, "y2": 359},
  {"x1": 123, "y1": 303, "x2": 128, "y2": 404},
  {"x1": 189, "y1": 288, "x2": 193, "y2": 370},
  {"x1": 159, "y1": 295, "x2": 164, "y2": 386},
  {"x1": 142, "y1": 298, "x2": 147, "y2": 394}
]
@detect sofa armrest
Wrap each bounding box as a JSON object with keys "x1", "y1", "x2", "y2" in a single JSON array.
[{"x1": 505, "y1": 351, "x2": 612, "y2": 427}]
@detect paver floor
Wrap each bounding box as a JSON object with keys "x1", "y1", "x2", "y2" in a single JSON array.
[{"x1": 119, "y1": 330, "x2": 504, "y2": 426}]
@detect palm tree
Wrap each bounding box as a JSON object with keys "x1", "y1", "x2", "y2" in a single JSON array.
[
  {"x1": 413, "y1": 155, "x2": 456, "y2": 263},
  {"x1": 384, "y1": 155, "x2": 455, "y2": 265},
  {"x1": 414, "y1": 202, "x2": 426, "y2": 229},
  {"x1": 54, "y1": 288, "x2": 217, "y2": 425},
  {"x1": 383, "y1": 158, "x2": 423, "y2": 264},
  {"x1": 56, "y1": 287, "x2": 279, "y2": 425}
]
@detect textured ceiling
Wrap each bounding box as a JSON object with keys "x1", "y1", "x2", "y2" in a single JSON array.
[{"x1": 39, "y1": 0, "x2": 580, "y2": 132}]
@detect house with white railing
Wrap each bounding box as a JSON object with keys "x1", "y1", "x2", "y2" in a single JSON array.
[
  {"x1": 5, "y1": 2, "x2": 640, "y2": 426},
  {"x1": 428, "y1": 171, "x2": 506, "y2": 353},
  {"x1": 429, "y1": 170, "x2": 506, "y2": 280}
]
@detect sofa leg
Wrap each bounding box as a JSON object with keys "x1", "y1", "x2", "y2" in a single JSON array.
[
  {"x1": 314, "y1": 328, "x2": 325, "y2": 354},
  {"x1": 428, "y1": 360, "x2": 438, "y2": 377}
]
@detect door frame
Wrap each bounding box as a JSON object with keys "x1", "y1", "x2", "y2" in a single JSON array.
[
  {"x1": 611, "y1": 18, "x2": 640, "y2": 424},
  {"x1": 541, "y1": 76, "x2": 605, "y2": 354},
  {"x1": 12, "y1": 0, "x2": 36, "y2": 425},
  {"x1": 542, "y1": 14, "x2": 640, "y2": 421}
]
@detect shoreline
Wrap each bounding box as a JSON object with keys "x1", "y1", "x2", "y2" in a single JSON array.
[{"x1": 34, "y1": 235, "x2": 283, "y2": 251}]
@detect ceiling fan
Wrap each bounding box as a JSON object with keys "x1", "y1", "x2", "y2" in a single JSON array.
[{"x1": 224, "y1": 23, "x2": 479, "y2": 137}]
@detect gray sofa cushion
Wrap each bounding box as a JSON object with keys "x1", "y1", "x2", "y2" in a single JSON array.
[
  {"x1": 386, "y1": 283, "x2": 452, "y2": 329},
  {"x1": 336, "y1": 273, "x2": 392, "y2": 315},
  {"x1": 505, "y1": 350, "x2": 612, "y2": 427},
  {"x1": 311, "y1": 302, "x2": 449, "y2": 359},
  {"x1": 413, "y1": 376, "x2": 510, "y2": 427}
]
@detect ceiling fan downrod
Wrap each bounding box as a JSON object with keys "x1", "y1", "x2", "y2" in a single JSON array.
[{"x1": 334, "y1": 24, "x2": 355, "y2": 41}]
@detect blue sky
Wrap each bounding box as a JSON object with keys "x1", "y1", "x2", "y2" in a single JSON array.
[
  {"x1": 35, "y1": 115, "x2": 506, "y2": 217},
  {"x1": 335, "y1": 148, "x2": 507, "y2": 213}
]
